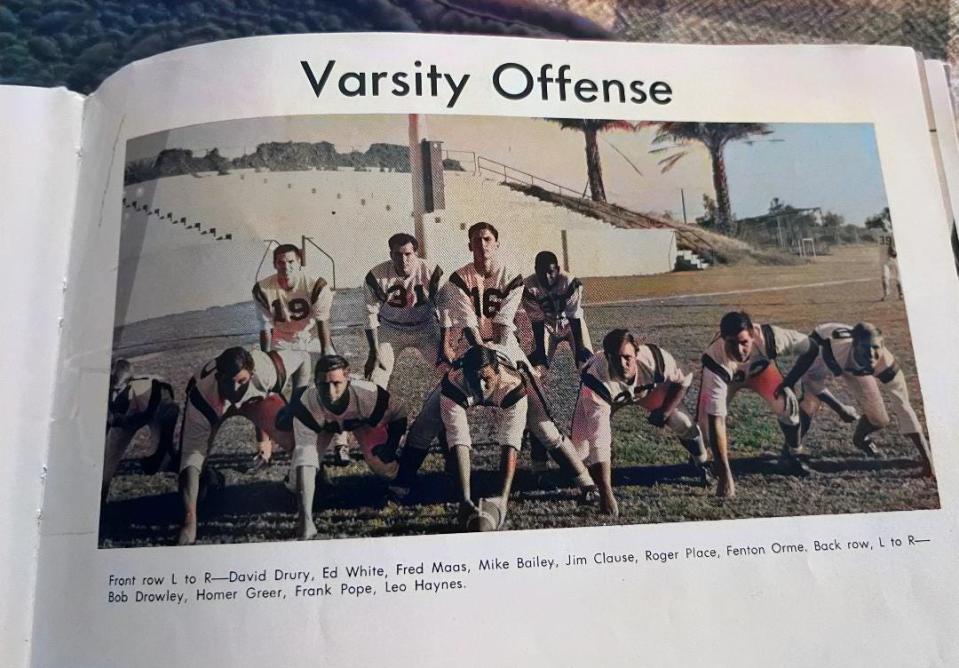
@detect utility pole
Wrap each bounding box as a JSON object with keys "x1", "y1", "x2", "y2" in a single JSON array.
[{"x1": 409, "y1": 114, "x2": 427, "y2": 257}]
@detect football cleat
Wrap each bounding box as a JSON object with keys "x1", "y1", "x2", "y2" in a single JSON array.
[
  {"x1": 783, "y1": 453, "x2": 812, "y2": 477},
  {"x1": 690, "y1": 457, "x2": 715, "y2": 488},
  {"x1": 854, "y1": 434, "x2": 881, "y2": 458},
  {"x1": 579, "y1": 485, "x2": 600, "y2": 506}
]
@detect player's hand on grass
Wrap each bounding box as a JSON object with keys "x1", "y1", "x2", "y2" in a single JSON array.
[
  {"x1": 249, "y1": 453, "x2": 269, "y2": 473},
  {"x1": 257, "y1": 439, "x2": 273, "y2": 463}
]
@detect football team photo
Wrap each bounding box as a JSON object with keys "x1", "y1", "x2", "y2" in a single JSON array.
[{"x1": 99, "y1": 113, "x2": 939, "y2": 547}]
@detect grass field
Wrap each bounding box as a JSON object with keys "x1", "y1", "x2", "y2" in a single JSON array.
[{"x1": 99, "y1": 244, "x2": 939, "y2": 547}]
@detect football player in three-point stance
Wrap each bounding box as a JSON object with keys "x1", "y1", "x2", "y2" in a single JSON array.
[
  {"x1": 252, "y1": 242, "x2": 350, "y2": 466},
  {"x1": 280, "y1": 355, "x2": 407, "y2": 540},
  {"x1": 572, "y1": 329, "x2": 708, "y2": 517},
  {"x1": 176, "y1": 346, "x2": 311, "y2": 545},
  {"x1": 698, "y1": 311, "x2": 820, "y2": 498},
  {"x1": 521, "y1": 250, "x2": 593, "y2": 370},
  {"x1": 780, "y1": 322, "x2": 934, "y2": 477},
  {"x1": 102, "y1": 359, "x2": 179, "y2": 504},
  {"x1": 363, "y1": 232, "x2": 444, "y2": 389}
]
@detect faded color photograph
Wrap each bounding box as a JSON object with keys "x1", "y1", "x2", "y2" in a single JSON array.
[{"x1": 100, "y1": 113, "x2": 937, "y2": 547}]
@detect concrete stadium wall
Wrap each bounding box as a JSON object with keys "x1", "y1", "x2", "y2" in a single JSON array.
[{"x1": 118, "y1": 169, "x2": 677, "y2": 325}]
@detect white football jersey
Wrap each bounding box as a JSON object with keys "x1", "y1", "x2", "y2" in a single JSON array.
[
  {"x1": 879, "y1": 235, "x2": 897, "y2": 263},
  {"x1": 439, "y1": 361, "x2": 527, "y2": 450},
  {"x1": 108, "y1": 376, "x2": 173, "y2": 421},
  {"x1": 188, "y1": 349, "x2": 293, "y2": 419},
  {"x1": 808, "y1": 323, "x2": 900, "y2": 381},
  {"x1": 252, "y1": 270, "x2": 333, "y2": 345},
  {"x1": 521, "y1": 272, "x2": 584, "y2": 329},
  {"x1": 580, "y1": 345, "x2": 689, "y2": 407},
  {"x1": 364, "y1": 258, "x2": 443, "y2": 331},
  {"x1": 286, "y1": 377, "x2": 405, "y2": 441},
  {"x1": 701, "y1": 323, "x2": 808, "y2": 385},
  {"x1": 442, "y1": 261, "x2": 523, "y2": 342}
]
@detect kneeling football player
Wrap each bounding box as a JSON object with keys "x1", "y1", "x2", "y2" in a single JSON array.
[
  {"x1": 280, "y1": 355, "x2": 407, "y2": 540},
  {"x1": 177, "y1": 346, "x2": 310, "y2": 545},
  {"x1": 572, "y1": 329, "x2": 709, "y2": 517},
  {"x1": 102, "y1": 359, "x2": 179, "y2": 504},
  {"x1": 780, "y1": 322, "x2": 934, "y2": 477}
]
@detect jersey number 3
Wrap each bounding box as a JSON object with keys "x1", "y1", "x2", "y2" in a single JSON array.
[{"x1": 386, "y1": 285, "x2": 427, "y2": 308}]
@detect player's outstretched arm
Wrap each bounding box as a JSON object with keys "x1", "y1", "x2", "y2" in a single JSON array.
[
  {"x1": 776, "y1": 336, "x2": 820, "y2": 397},
  {"x1": 529, "y1": 319, "x2": 549, "y2": 368},
  {"x1": 316, "y1": 319, "x2": 333, "y2": 355},
  {"x1": 436, "y1": 327, "x2": 455, "y2": 366},
  {"x1": 569, "y1": 318, "x2": 591, "y2": 368},
  {"x1": 708, "y1": 414, "x2": 735, "y2": 499},
  {"x1": 259, "y1": 329, "x2": 272, "y2": 353},
  {"x1": 364, "y1": 327, "x2": 383, "y2": 379}
]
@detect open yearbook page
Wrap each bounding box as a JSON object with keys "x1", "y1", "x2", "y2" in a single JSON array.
[{"x1": 7, "y1": 33, "x2": 959, "y2": 667}]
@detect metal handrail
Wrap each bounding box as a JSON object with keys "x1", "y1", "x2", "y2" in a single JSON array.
[
  {"x1": 302, "y1": 235, "x2": 337, "y2": 289},
  {"x1": 476, "y1": 155, "x2": 584, "y2": 200},
  {"x1": 441, "y1": 149, "x2": 478, "y2": 174},
  {"x1": 256, "y1": 239, "x2": 280, "y2": 281}
]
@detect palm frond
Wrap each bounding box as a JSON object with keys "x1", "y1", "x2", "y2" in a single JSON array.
[{"x1": 657, "y1": 152, "x2": 688, "y2": 173}]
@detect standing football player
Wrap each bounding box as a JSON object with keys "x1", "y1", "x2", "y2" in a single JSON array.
[
  {"x1": 281, "y1": 355, "x2": 407, "y2": 540},
  {"x1": 102, "y1": 359, "x2": 179, "y2": 504},
  {"x1": 252, "y1": 242, "x2": 349, "y2": 465},
  {"x1": 780, "y1": 322, "x2": 934, "y2": 477},
  {"x1": 879, "y1": 234, "x2": 902, "y2": 300},
  {"x1": 176, "y1": 346, "x2": 310, "y2": 545},
  {"x1": 253, "y1": 243, "x2": 335, "y2": 355},
  {"x1": 698, "y1": 311, "x2": 820, "y2": 498},
  {"x1": 572, "y1": 329, "x2": 709, "y2": 517},
  {"x1": 441, "y1": 222, "x2": 525, "y2": 364},
  {"x1": 521, "y1": 250, "x2": 592, "y2": 370},
  {"x1": 363, "y1": 232, "x2": 444, "y2": 389}
]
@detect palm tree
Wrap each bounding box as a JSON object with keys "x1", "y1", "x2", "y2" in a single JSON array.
[
  {"x1": 548, "y1": 119, "x2": 635, "y2": 202},
  {"x1": 643, "y1": 122, "x2": 772, "y2": 235}
]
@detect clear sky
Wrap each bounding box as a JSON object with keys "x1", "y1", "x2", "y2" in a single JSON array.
[
  {"x1": 127, "y1": 116, "x2": 888, "y2": 226},
  {"x1": 723, "y1": 123, "x2": 888, "y2": 226}
]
